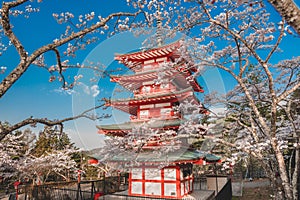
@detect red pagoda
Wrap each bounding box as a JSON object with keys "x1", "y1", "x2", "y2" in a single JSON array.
[{"x1": 96, "y1": 40, "x2": 220, "y2": 199}]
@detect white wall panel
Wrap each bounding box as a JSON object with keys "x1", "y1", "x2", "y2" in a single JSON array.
[
  {"x1": 164, "y1": 168, "x2": 176, "y2": 180},
  {"x1": 131, "y1": 168, "x2": 142, "y2": 179},
  {"x1": 131, "y1": 182, "x2": 143, "y2": 194},
  {"x1": 190, "y1": 179, "x2": 193, "y2": 192},
  {"x1": 185, "y1": 180, "x2": 189, "y2": 193},
  {"x1": 145, "y1": 182, "x2": 161, "y2": 195},
  {"x1": 164, "y1": 183, "x2": 177, "y2": 196},
  {"x1": 145, "y1": 168, "x2": 161, "y2": 180}
]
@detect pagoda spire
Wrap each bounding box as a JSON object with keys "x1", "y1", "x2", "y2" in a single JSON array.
[{"x1": 156, "y1": 5, "x2": 163, "y2": 47}]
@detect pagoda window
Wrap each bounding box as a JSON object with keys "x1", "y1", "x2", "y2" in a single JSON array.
[
  {"x1": 181, "y1": 163, "x2": 193, "y2": 179},
  {"x1": 143, "y1": 64, "x2": 153, "y2": 70},
  {"x1": 140, "y1": 104, "x2": 154, "y2": 109},
  {"x1": 139, "y1": 110, "x2": 149, "y2": 119},
  {"x1": 156, "y1": 57, "x2": 167, "y2": 62},
  {"x1": 155, "y1": 102, "x2": 171, "y2": 108},
  {"x1": 143, "y1": 81, "x2": 154, "y2": 85},
  {"x1": 141, "y1": 85, "x2": 151, "y2": 93},
  {"x1": 160, "y1": 108, "x2": 172, "y2": 117},
  {"x1": 144, "y1": 59, "x2": 155, "y2": 64}
]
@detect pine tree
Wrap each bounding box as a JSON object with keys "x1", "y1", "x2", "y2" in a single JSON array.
[{"x1": 32, "y1": 126, "x2": 76, "y2": 157}]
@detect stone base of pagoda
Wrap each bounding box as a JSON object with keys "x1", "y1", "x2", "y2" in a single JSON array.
[{"x1": 128, "y1": 164, "x2": 193, "y2": 199}]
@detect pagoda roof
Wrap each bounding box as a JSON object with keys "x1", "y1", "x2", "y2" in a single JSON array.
[
  {"x1": 115, "y1": 40, "x2": 180, "y2": 61},
  {"x1": 90, "y1": 148, "x2": 221, "y2": 165},
  {"x1": 107, "y1": 87, "x2": 199, "y2": 115},
  {"x1": 110, "y1": 68, "x2": 204, "y2": 92},
  {"x1": 97, "y1": 118, "x2": 183, "y2": 136},
  {"x1": 115, "y1": 41, "x2": 184, "y2": 71}
]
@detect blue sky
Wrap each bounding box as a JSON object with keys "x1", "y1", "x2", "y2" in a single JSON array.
[{"x1": 0, "y1": 0, "x2": 300, "y2": 150}]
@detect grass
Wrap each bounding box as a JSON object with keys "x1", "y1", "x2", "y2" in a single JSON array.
[{"x1": 233, "y1": 186, "x2": 273, "y2": 200}]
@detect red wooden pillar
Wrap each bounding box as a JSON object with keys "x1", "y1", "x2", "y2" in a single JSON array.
[
  {"x1": 77, "y1": 170, "x2": 82, "y2": 183},
  {"x1": 161, "y1": 168, "x2": 164, "y2": 197},
  {"x1": 128, "y1": 171, "x2": 132, "y2": 195},
  {"x1": 14, "y1": 181, "x2": 21, "y2": 200},
  {"x1": 176, "y1": 166, "x2": 181, "y2": 198},
  {"x1": 142, "y1": 167, "x2": 145, "y2": 196}
]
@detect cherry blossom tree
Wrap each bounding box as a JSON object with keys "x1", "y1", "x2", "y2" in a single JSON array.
[
  {"x1": 211, "y1": 63, "x2": 300, "y2": 198},
  {"x1": 0, "y1": 128, "x2": 34, "y2": 181},
  {"x1": 17, "y1": 149, "x2": 78, "y2": 184},
  {"x1": 0, "y1": 0, "x2": 142, "y2": 140},
  {"x1": 0, "y1": 126, "x2": 80, "y2": 185}
]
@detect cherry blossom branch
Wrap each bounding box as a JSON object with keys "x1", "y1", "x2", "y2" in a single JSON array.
[
  {"x1": 199, "y1": 4, "x2": 279, "y2": 113},
  {"x1": 276, "y1": 100, "x2": 298, "y2": 139},
  {"x1": 227, "y1": 115, "x2": 260, "y2": 143},
  {"x1": 265, "y1": 24, "x2": 285, "y2": 63},
  {"x1": 278, "y1": 81, "x2": 300, "y2": 103},
  {"x1": 200, "y1": 7, "x2": 279, "y2": 137},
  {"x1": 234, "y1": 37, "x2": 246, "y2": 78},
  {"x1": 54, "y1": 171, "x2": 68, "y2": 182},
  {"x1": 198, "y1": 0, "x2": 212, "y2": 20},
  {"x1": 0, "y1": 104, "x2": 106, "y2": 141},
  {"x1": 0, "y1": 0, "x2": 29, "y2": 59},
  {"x1": 214, "y1": 63, "x2": 272, "y2": 135},
  {"x1": 0, "y1": 1, "x2": 141, "y2": 98},
  {"x1": 200, "y1": 4, "x2": 284, "y2": 137},
  {"x1": 249, "y1": 116, "x2": 260, "y2": 143},
  {"x1": 213, "y1": 138, "x2": 264, "y2": 160},
  {"x1": 205, "y1": 12, "x2": 278, "y2": 112},
  {"x1": 252, "y1": 83, "x2": 266, "y2": 104}
]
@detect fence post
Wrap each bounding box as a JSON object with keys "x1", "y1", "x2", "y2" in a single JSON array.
[
  {"x1": 76, "y1": 182, "x2": 80, "y2": 200},
  {"x1": 103, "y1": 175, "x2": 106, "y2": 194},
  {"x1": 14, "y1": 181, "x2": 21, "y2": 200},
  {"x1": 24, "y1": 185, "x2": 27, "y2": 200},
  {"x1": 90, "y1": 182, "x2": 94, "y2": 200}
]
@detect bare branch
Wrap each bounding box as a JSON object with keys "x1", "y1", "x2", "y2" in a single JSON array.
[
  {"x1": 52, "y1": 48, "x2": 67, "y2": 88},
  {"x1": 0, "y1": 104, "x2": 106, "y2": 141}
]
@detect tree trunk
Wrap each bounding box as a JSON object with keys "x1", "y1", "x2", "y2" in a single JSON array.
[
  {"x1": 292, "y1": 147, "x2": 299, "y2": 200},
  {"x1": 267, "y1": 0, "x2": 300, "y2": 35},
  {"x1": 264, "y1": 159, "x2": 285, "y2": 199},
  {"x1": 271, "y1": 138, "x2": 294, "y2": 199}
]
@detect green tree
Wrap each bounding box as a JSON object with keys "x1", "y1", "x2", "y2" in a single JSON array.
[{"x1": 32, "y1": 126, "x2": 76, "y2": 157}]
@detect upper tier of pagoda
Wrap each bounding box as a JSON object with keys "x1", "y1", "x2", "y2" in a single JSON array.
[
  {"x1": 110, "y1": 67, "x2": 204, "y2": 93},
  {"x1": 106, "y1": 40, "x2": 204, "y2": 115},
  {"x1": 114, "y1": 40, "x2": 197, "y2": 73},
  {"x1": 98, "y1": 40, "x2": 207, "y2": 136},
  {"x1": 106, "y1": 87, "x2": 200, "y2": 116}
]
